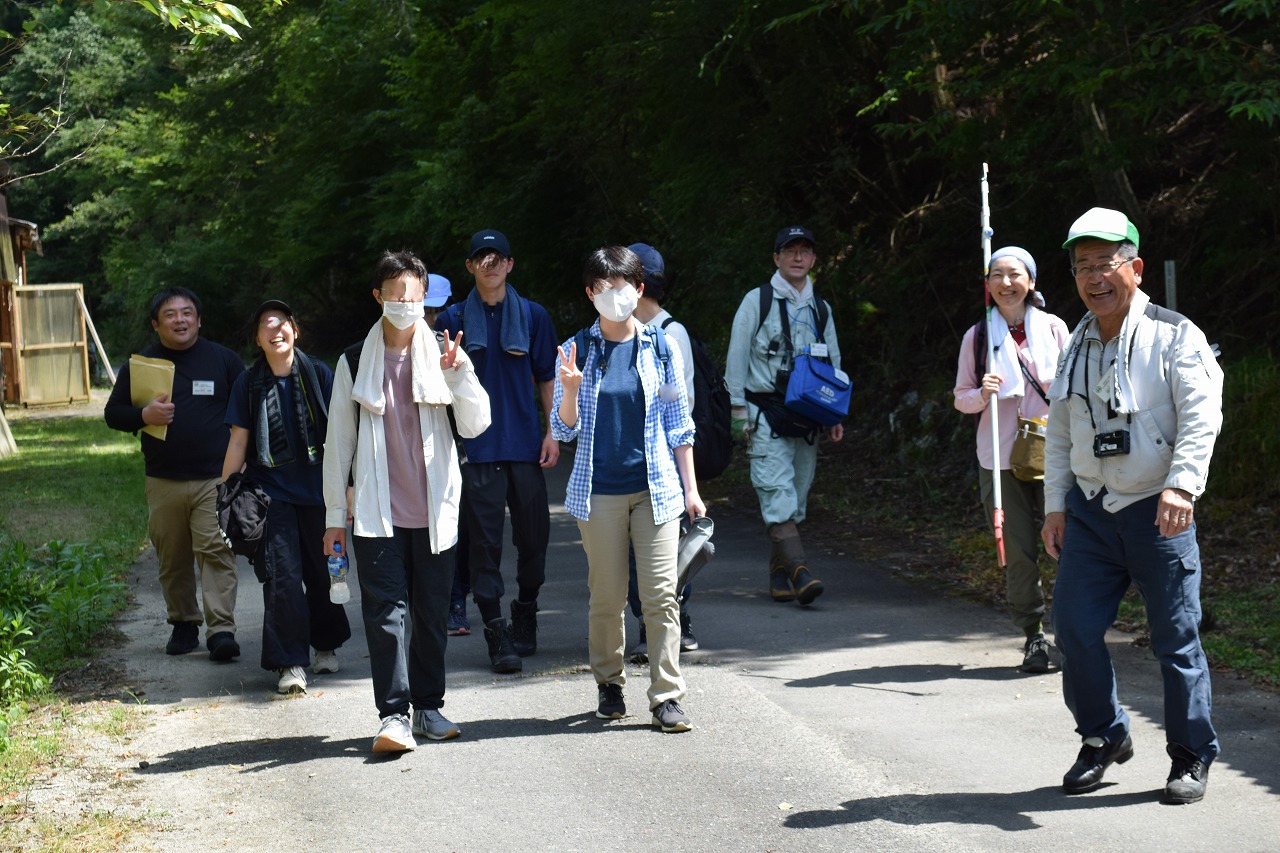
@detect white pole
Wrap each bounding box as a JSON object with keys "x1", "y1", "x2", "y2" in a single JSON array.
[
  {"x1": 1164, "y1": 260, "x2": 1177, "y2": 312},
  {"x1": 74, "y1": 289, "x2": 116, "y2": 385}
]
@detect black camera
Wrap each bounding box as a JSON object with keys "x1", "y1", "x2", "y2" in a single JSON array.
[{"x1": 1093, "y1": 430, "x2": 1131, "y2": 458}]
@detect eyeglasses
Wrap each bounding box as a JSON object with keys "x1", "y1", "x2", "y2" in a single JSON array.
[
  {"x1": 1071, "y1": 258, "x2": 1134, "y2": 279},
  {"x1": 777, "y1": 246, "x2": 814, "y2": 258}
]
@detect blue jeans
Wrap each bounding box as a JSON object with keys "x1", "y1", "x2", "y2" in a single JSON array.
[
  {"x1": 1052, "y1": 486, "x2": 1219, "y2": 764},
  {"x1": 352, "y1": 528, "x2": 453, "y2": 719}
]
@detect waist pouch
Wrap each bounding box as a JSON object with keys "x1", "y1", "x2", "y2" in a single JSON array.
[
  {"x1": 784, "y1": 354, "x2": 851, "y2": 427},
  {"x1": 1010, "y1": 416, "x2": 1047, "y2": 482},
  {"x1": 746, "y1": 390, "x2": 821, "y2": 440}
]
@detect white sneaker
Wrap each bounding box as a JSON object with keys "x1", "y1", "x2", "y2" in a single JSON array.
[
  {"x1": 313, "y1": 650, "x2": 340, "y2": 673},
  {"x1": 276, "y1": 666, "x2": 307, "y2": 695},
  {"x1": 372, "y1": 714, "x2": 415, "y2": 753}
]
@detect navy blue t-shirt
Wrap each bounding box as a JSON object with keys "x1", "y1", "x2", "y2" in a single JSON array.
[
  {"x1": 225, "y1": 361, "x2": 333, "y2": 506},
  {"x1": 435, "y1": 292, "x2": 557, "y2": 464},
  {"x1": 590, "y1": 338, "x2": 648, "y2": 495}
]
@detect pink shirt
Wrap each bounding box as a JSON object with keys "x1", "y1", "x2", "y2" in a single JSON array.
[
  {"x1": 382, "y1": 350, "x2": 431, "y2": 528},
  {"x1": 954, "y1": 315, "x2": 1068, "y2": 470}
]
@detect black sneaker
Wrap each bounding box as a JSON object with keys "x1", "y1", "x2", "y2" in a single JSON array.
[
  {"x1": 596, "y1": 683, "x2": 625, "y2": 719},
  {"x1": 650, "y1": 699, "x2": 692, "y2": 733},
  {"x1": 1021, "y1": 634, "x2": 1051, "y2": 673},
  {"x1": 1163, "y1": 744, "x2": 1209, "y2": 804},
  {"x1": 679, "y1": 609, "x2": 698, "y2": 652},
  {"x1": 510, "y1": 600, "x2": 538, "y2": 657},
  {"x1": 207, "y1": 631, "x2": 240, "y2": 662},
  {"x1": 483, "y1": 618, "x2": 522, "y2": 674},
  {"x1": 1062, "y1": 734, "x2": 1134, "y2": 794},
  {"x1": 165, "y1": 621, "x2": 199, "y2": 656},
  {"x1": 630, "y1": 623, "x2": 648, "y2": 664}
]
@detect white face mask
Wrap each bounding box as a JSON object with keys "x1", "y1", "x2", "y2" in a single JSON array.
[
  {"x1": 593, "y1": 285, "x2": 639, "y2": 323},
  {"x1": 382, "y1": 300, "x2": 424, "y2": 330}
]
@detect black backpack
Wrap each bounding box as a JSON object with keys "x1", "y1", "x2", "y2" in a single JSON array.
[{"x1": 660, "y1": 318, "x2": 733, "y2": 481}]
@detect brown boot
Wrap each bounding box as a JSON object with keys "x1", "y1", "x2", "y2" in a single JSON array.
[
  {"x1": 777, "y1": 535, "x2": 824, "y2": 606},
  {"x1": 767, "y1": 529, "x2": 795, "y2": 602}
]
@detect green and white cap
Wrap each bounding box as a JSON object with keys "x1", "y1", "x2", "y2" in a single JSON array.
[{"x1": 1062, "y1": 207, "x2": 1140, "y2": 250}]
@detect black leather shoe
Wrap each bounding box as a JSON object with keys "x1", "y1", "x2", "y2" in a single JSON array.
[
  {"x1": 510, "y1": 600, "x2": 538, "y2": 657},
  {"x1": 1063, "y1": 734, "x2": 1134, "y2": 794},
  {"x1": 484, "y1": 618, "x2": 522, "y2": 674},
  {"x1": 1163, "y1": 744, "x2": 1209, "y2": 804},
  {"x1": 206, "y1": 631, "x2": 240, "y2": 662}
]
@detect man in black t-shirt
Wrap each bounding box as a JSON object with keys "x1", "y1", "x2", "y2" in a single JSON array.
[{"x1": 105, "y1": 287, "x2": 245, "y2": 660}]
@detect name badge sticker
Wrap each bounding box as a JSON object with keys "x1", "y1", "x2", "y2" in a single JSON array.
[
  {"x1": 192, "y1": 380, "x2": 215, "y2": 396},
  {"x1": 809, "y1": 343, "x2": 829, "y2": 358}
]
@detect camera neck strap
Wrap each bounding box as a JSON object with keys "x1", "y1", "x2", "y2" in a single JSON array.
[{"x1": 1073, "y1": 338, "x2": 1131, "y2": 432}]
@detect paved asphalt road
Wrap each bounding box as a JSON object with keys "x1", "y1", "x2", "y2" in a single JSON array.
[{"x1": 105, "y1": 458, "x2": 1279, "y2": 853}]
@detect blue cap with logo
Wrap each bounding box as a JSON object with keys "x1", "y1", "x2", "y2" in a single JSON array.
[
  {"x1": 424, "y1": 273, "x2": 451, "y2": 308},
  {"x1": 774, "y1": 225, "x2": 816, "y2": 252}
]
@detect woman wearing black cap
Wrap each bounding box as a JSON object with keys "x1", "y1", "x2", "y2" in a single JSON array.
[{"x1": 222, "y1": 300, "x2": 351, "y2": 694}]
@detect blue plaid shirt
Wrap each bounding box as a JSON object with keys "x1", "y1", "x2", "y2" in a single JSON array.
[{"x1": 552, "y1": 321, "x2": 695, "y2": 523}]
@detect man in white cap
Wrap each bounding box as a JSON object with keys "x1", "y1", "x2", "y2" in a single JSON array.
[{"x1": 1043, "y1": 208, "x2": 1223, "y2": 804}]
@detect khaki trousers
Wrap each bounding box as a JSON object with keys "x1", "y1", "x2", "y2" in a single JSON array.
[
  {"x1": 578, "y1": 491, "x2": 684, "y2": 710},
  {"x1": 145, "y1": 476, "x2": 239, "y2": 638}
]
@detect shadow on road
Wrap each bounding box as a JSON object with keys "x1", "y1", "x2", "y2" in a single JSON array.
[{"x1": 784, "y1": 785, "x2": 1165, "y2": 832}]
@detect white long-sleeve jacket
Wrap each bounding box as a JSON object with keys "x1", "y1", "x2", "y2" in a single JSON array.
[
  {"x1": 322, "y1": 322, "x2": 491, "y2": 553},
  {"x1": 1044, "y1": 290, "x2": 1222, "y2": 514}
]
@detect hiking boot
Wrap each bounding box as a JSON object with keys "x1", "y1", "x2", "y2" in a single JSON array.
[
  {"x1": 1163, "y1": 744, "x2": 1209, "y2": 804},
  {"x1": 483, "y1": 618, "x2": 522, "y2": 674},
  {"x1": 1062, "y1": 734, "x2": 1134, "y2": 794},
  {"x1": 412, "y1": 708, "x2": 461, "y2": 741},
  {"x1": 1021, "y1": 634, "x2": 1051, "y2": 673},
  {"x1": 510, "y1": 599, "x2": 538, "y2": 657},
  {"x1": 165, "y1": 621, "x2": 199, "y2": 656},
  {"x1": 207, "y1": 631, "x2": 241, "y2": 662},
  {"x1": 769, "y1": 567, "x2": 796, "y2": 602},
  {"x1": 790, "y1": 563, "x2": 824, "y2": 606},
  {"x1": 596, "y1": 683, "x2": 626, "y2": 719},
  {"x1": 679, "y1": 609, "x2": 699, "y2": 652},
  {"x1": 372, "y1": 713, "x2": 415, "y2": 753},
  {"x1": 312, "y1": 650, "x2": 340, "y2": 673},
  {"x1": 650, "y1": 699, "x2": 693, "y2": 733},
  {"x1": 276, "y1": 666, "x2": 307, "y2": 695},
  {"x1": 447, "y1": 602, "x2": 471, "y2": 636},
  {"x1": 630, "y1": 623, "x2": 648, "y2": 664}
]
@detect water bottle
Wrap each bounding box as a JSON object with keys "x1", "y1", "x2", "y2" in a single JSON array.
[{"x1": 328, "y1": 542, "x2": 351, "y2": 604}]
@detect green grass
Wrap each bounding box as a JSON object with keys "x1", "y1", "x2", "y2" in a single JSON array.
[
  {"x1": 0, "y1": 419, "x2": 149, "y2": 566},
  {"x1": 0, "y1": 416, "x2": 152, "y2": 846}
]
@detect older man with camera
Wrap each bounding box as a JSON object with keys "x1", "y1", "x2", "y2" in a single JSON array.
[{"x1": 1041, "y1": 208, "x2": 1223, "y2": 805}]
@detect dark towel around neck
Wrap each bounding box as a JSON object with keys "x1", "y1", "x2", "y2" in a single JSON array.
[
  {"x1": 248, "y1": 350, "x2": 329, "y2": 468},
  {"x1": 462, "y1": 284, "x2": 530, "y2": 355}
]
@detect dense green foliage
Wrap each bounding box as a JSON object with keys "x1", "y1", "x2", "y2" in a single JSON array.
[
  {"x1": 0, "y1": 417, "x2": 146, "y2": 716},
  {"x1": 4, "y1": 0, "x2": 1279, "y2": 497}
]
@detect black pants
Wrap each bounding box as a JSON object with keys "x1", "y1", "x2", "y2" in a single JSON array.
[
  {"x1": 352, "y1": 527, "x2": 453, "y2": 718},
  {"x1": 462, "y1": 461, "x2": 549, "y2": 623},
  {"x1": 259, "y1": 501, "x2": 351, "y2": 670}
]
